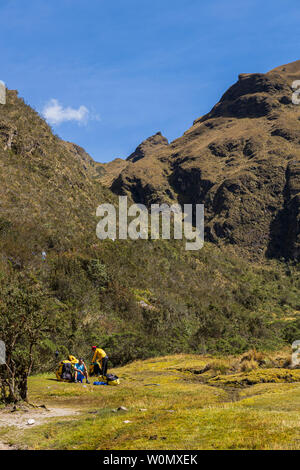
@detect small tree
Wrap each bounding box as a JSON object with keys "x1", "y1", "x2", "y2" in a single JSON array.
[{"x1": 0, "y1": 269, "x2": 57, "y2": 403}]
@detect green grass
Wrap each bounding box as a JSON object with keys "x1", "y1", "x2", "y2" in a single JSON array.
[{"x1": 2, "y1": 353, "x2": 300, "y2": 450}]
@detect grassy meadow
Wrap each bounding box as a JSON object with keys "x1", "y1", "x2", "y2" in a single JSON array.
[{"x1": 2, "y1": 351, "x2": 300, "y2": 450}]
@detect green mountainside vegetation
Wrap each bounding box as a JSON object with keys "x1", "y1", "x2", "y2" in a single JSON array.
[{"x1": 0, "y1": 72, "x2": 300, "y2": 403}]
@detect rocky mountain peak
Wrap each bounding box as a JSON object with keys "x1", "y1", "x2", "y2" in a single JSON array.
[{"x1": 127, "y1": 132, "x2": 169, "y2": 163}]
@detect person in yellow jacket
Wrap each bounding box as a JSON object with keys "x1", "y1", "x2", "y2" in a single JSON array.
[{"x1": 91, "y1": 346, "x2": 109, "y2": 376}]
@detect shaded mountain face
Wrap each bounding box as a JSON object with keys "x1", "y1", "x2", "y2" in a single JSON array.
[{"x1": 107, "y1": 60, "x2": 300, "y2": 259}]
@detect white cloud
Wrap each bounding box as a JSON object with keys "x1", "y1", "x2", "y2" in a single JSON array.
[{"x1": 42, "y1": 99, "x2": 90, "y2": 125}]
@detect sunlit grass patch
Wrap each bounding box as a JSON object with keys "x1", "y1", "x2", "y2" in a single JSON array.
[
  {"x1": 237, "y1": 383, "x2": 300, "y2": 412},
  {"x1": 209, "y1": 368, "x2": 300, "y2": 387},
  {"x1": 3, "y1": 353, "x2": 300, "y2": 450},
  {"x1": 16, "y1": 404, "x2": 300, "y2": 450}
]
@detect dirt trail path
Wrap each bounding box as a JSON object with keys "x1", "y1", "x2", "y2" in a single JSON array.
[
  {"x1": 0, "y1": 406, "x2": 79, "y2": 450},
  {"x1": 0, "y1": 441, "x2": 17, "y2": 450},
  {"x1": 0, "y1": 406, "x2": 79, "y2": 429}
]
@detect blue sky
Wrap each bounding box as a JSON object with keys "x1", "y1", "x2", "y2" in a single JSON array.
[{"x1": 0, "y1": 0, "x2": 299, "y2": 162}]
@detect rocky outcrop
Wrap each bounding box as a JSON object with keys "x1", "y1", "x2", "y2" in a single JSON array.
[{"x1": 127, "y1": 132, "x2": 169, "y2": 163}]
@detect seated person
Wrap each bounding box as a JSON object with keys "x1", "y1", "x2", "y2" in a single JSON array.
[{"x1": 74, "y1": 358, "x2": 90, "y2": 384}]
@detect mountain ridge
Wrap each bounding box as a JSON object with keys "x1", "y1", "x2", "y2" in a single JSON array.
[{"x1": 100, "y1": 60, "x2": 300, "y2": 260}]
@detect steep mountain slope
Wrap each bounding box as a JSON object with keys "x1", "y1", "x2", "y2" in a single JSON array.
[
  {"x1": 108, "y1": 60, "x2": 300, "y2": 260},
  {"x1": 0, "y1": 89, "x2": 115, "y2": 261}
]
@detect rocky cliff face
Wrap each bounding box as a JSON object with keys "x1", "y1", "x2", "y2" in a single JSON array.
[{"x1": 106, "y1": 60, "x2": 300, "y2": 259}]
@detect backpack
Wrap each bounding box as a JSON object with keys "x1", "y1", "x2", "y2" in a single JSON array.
[
  {"x1": 56, "y1": 360, "x2": 74, "y2": 382},
  {"x1": 61, "y1": 362, "x2": 73, "y2": 382},
  {"x1": 105, "y1": 373, "x2": 120, "y2": 386}
]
